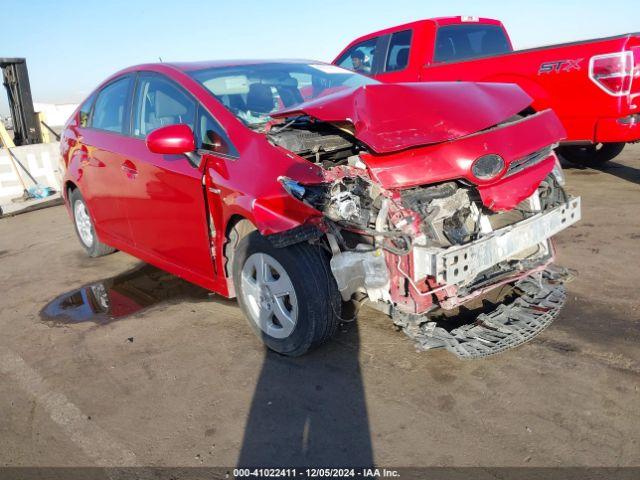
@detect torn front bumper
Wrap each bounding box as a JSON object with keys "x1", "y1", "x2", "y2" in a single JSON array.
[
  {"x1": 412, "y1": 197, "x2": 581, "y2": 285},
  {"x1": 395, "y1": 268, "x2": 569, "y2": 358}
]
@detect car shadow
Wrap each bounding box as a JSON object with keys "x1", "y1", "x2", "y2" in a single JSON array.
[
  {"x1": 597, "y1": 160, "x2": 640, "y2": 185},
  {"x1": 559, "y1": 156, "x2": 640, "y2": 186},
  {"x1": 236, "y1": 321, "x2": 374, "y2": 468}
]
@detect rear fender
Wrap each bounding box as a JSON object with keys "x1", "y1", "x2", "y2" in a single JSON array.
[{"x1": 63, "y1": 144, "x2": 90, "y2": 209}]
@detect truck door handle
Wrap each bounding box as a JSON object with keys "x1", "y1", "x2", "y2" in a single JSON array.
[{"x1": 121, "y1": 160, "x2": 138, "y2": 178}]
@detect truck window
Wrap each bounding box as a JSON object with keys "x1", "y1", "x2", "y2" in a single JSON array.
[
  {"x1": 434, "y1": 25, "x2": 511, "y2": 63},
  {"x1": 385, "y1": 30, "x2": 412, "y2": 72},
  {"x1": 335, "y1": 37, "x2": 377, "y2": 74}
]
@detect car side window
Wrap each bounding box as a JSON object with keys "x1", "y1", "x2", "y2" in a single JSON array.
[
  {"x1": 79, "y1": 92, "x2": 97, "y2": 127},
  {"x1": 132, "y1": 74, "x2": 196, "y2": 138},
  {"x1": 196, "y1": 107, "x2": 238, "y2": 157},
  {"x1": 384, "y1": 30, "x2": 412, "y2": 72},
  {"x1": 91, "y1": 77, "x2": 131, "y2": 133},
  {"x1": 336, "y1": 37, "x2": 378, "y2": 74}
]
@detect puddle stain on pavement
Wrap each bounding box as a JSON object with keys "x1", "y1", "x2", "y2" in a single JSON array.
[{"x1": 40, "y1": 264, "x2": 210, "y2": 324}]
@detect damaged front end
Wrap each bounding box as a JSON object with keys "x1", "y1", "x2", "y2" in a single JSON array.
[{"x1": 266, "y1": 83, "x2": 581, "y2": 358}]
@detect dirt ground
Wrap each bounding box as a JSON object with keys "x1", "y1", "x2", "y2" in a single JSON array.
[{"x1": 0, "y1": 145, "x2": 638, "y2": 468}]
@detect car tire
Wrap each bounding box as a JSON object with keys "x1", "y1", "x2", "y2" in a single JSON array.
[
  {"x1": 69, "y1": 189, "x2": 116, "y2": 258},
  {"x1": 558, "y1": 142, "x2": 625, "y2": 166},
  {"x1": 233, "y1": 231, "x2": 341, "y2": 356}
]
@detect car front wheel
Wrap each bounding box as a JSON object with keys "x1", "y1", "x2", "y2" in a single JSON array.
[
  {"x1": 233, "y1": 231, "x2": 340, "y2": 356},
  {"x1": 69, "y1": 189, "x2": 116, "y2": 257}
]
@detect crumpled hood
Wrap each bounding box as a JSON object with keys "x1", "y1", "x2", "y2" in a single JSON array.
[{"x1": 272, "y1": 82, "x2": 533, "y2": 153}]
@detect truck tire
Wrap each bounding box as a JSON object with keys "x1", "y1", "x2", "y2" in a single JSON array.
[
  {"x1": 558, "y1": 142, "x2": 625, "y2": 166},
  {"x1": 69, "y1": 189, "x2": 116, "y2": 257},
  {"x1": 233, "y1": 231, "x2": 341, "y2": 356}
]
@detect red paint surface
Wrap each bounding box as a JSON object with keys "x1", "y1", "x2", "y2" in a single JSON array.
[
  {"x1": 360, "y1": 109, "x2": 564, "y2": 196},
  {"x1": 272, "y1": 82, "x2": 532, "y2": 153},
  {"x1": 334, "y1": 16, "x2": 640, "y2": 144},
  {"x1": 477, "y1": 156, "x2": 555, "y2": 211}
]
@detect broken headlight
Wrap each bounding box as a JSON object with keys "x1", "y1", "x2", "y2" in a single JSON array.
[
  {"x1": 279, "y1": 177, "x2": 330, "y2": 208},
  {"x1": 278, "y1": 176, "x2": 371, "y2": 226}
]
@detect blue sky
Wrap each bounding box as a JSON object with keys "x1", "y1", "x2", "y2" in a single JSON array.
[{"x1": 1, "y1": 0, "x2": 638, "y2": 115}]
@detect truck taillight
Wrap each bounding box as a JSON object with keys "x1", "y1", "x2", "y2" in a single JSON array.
[
  {"x1": 633, "y1": 47, "x2": 640, "y2": 79},
  {"x1": 589, "y1": 52, "x2": 634, "y2": 96}
]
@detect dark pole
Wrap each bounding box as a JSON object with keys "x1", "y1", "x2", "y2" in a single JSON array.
[{"x1": 1, "y1": 58, "x2": 41, "y2": 145}]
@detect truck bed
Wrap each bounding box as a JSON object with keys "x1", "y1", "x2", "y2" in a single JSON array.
[{"x1": 423, "y1": 33, "x2": 640, "y2": 142}]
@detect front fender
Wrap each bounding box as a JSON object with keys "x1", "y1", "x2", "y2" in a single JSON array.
[{"x1": 252, "y1": 195, "x2": 322, "y2": 236}]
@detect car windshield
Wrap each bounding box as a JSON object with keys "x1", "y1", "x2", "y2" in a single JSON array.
[{"x1": 189, "y1": 62, "x2": 378, "y2": 128}]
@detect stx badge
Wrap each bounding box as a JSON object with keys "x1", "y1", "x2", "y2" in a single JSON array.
[{"x1": 538, "y1": 58, "x2": 583, "y2": 74}]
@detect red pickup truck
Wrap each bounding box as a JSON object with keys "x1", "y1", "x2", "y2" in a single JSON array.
[{"x1": 334, "y1": 16, "x2": 640, "y2": 165}]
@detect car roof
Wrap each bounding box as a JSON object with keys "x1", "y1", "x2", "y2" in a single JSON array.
[
  {"x1": 95, "y1": 59, "x2": 342, "y2": 96},
  {"x1": 164, "y1": 58, "x2": 323, "y2": 72}
]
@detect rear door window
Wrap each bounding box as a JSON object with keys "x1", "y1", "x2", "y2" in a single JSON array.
[
  {"x1": 91, "y1": 77, "x2": 132, "y2": 134},
  {"x1": 384, "y1": 30, "x2": 412, "y2": 72},
  {"x1": 434, "y1": 25, "x2": 511, "y2": 63},
  {"x1": 335, "y1": 37, "x2": 378, "y2": 74},
  {"x1": 79, "y1": 92, "x2": 97, "y2": 127},
  {"x1": 132, "y1": 74, "x2": 196, "y2": 138}
]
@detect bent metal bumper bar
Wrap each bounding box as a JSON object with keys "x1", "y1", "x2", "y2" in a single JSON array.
[{"x1": 412, "y1": 197, "x2": 582, "y2": 285}]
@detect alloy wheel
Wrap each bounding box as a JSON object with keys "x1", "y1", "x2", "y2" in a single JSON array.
[
  {"x1": 74, "y1": 200, "x2": 94, "y2": 247},
  {"x1": 240, "y1": 252, "x2": 298, "y2": 339}
]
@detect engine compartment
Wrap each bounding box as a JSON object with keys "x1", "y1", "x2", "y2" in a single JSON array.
[
  {"x1": 266, "y1": 113, "x2": 578, "y2": 323},
  {"x1": 268, "y1": 118, "x2": 360, "y2": 167}
]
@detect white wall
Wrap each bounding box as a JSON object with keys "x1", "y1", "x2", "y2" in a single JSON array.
[
  {"x1": 33, "y1": 103, "x2": 78, "y2": 127},
  {"x1": 0, "y1": 142, "x2": 62, "y2": 205}
]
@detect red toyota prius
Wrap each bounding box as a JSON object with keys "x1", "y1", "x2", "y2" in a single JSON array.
[{"x1": 61, "y1": 60, "x2": 580, "y2": 358}]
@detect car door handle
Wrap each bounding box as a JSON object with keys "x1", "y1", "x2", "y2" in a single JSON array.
[{"x1": 121, "y1": 161, "x2": 138, "y2": 179}]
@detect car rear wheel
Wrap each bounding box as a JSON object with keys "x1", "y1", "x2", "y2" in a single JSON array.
[
  {"x1": 69, "y1": 189, "x2": 116, "y2": 257},
  {"x1": 558, "y1": 142, "x2": 625, "y2": 166},
  {"x1": 233, "y1": 231, "x2": 341, "y2": 356}
]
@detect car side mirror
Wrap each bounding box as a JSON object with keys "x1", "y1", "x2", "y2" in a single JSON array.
[
  {"x1": 146, "y1": 124, "x2": 201, "y2": 167},
  {"x1": 146, "y1": 124, "x2": 196, "y2": 155}
]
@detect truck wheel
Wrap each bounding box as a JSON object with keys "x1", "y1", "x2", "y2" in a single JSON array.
[
  {"x1": 558, "y1": 142, "x2": 625, "y2": 166},
  {"x1": 233, "y1": 231, "x2": 341, "y2": 356},
  {"x1": 69, "y1": 189, "x2": 116, "y2": 257}
]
